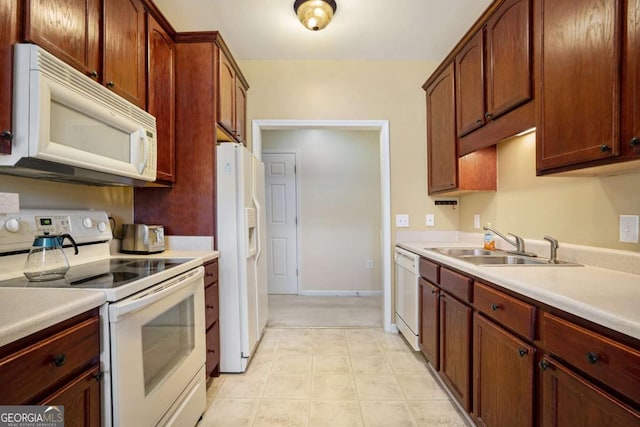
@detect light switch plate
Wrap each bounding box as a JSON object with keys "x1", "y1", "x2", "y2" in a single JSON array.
[
  {"x1": 396, "y1": 214, "x2": 409, "y2": 228},
  {"x1": 473, "y1": 214, "x2": 480, "y2": 229},
  {"x1": 426, "y1": 214, "x2": 435, "y2": 227},
  {"x1": 619, "y1": 215, "x2": 639, "y2": 243}
]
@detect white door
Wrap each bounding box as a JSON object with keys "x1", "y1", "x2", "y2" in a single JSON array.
[{"x1": 263, "y1": 153, "x2": 298, "y2": 294}]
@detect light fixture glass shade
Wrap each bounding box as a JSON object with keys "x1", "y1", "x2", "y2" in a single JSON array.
[{"x1": 294, "y1": 0, "x2": 337, "y2": 31}]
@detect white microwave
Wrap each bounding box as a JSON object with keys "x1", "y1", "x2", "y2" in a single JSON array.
[{"x1": 0, "y1": 44, "x2": 157, "y2": 186}]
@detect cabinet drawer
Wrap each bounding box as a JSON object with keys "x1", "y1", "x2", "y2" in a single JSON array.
[
  {"x1": 0, "y1": 316, "x2": 100, "y2": 404},
  {"x1": 474, "y1": 282, "x2": 536, "y2": 340},
  {"x1": 206, "y1": 321, "x2": 220, "y2": 378},
  {"x1": 543, "y1": 312, "x2": 640, "y2": 404},
  {"x1": 419, "y1": 257, "x2": 440, "y2": 283},
  {"x1": 205, "y1": 282, "x2": 219, "y2": 329},
  {"x1": 204, "y1": 260, "x2": 218, "y2": 287},
  {"x1": 440, "y1": 268, "x2": 473, "y2": 303}
]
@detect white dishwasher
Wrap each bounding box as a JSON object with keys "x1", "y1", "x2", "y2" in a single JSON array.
[{"x1": 394, "y1": 247, "x2": 420, "y2": 351}]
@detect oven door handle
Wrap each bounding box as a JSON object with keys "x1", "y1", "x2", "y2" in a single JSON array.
[{"x1": 109, "y1": 268, "x2": 204, "y2": 321}]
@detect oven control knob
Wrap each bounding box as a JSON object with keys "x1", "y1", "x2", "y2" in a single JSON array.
[
  {"x1": 82, "y1": 217, "x2": 94, "y2": 229},
  {"x1": 5, "y1": 218, "x2": 19, "y2": 233},
  {"x1": 97, "y1": 221, "x2": 107, "y2": 232}
]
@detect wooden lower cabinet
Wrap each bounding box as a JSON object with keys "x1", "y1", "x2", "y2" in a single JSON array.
[
  {"x1": 204, "y1": 259, "x2": 220, "y2": 378},
  {"x1": 40, "y1": 364, "x2": 101, "y2": 427},
  {"x1": 439, "y1": 291, "x2": 472, "y2": 411},
  {"x1": 418, "y1": 277, "x2": 439, "y2": 369},
  {"x1": 539, "y1": 356, "x2": 640, "y2": 427},
  {"x1": 473, "y1": 313, "x2": 535, "y2": 427}
]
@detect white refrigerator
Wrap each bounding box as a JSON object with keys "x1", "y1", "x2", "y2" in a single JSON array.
[{"x1": 217, "y1": 143, "x2": 268, "y2": 373}]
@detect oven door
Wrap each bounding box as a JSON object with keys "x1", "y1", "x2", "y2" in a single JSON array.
[{"x1": 108, "y1": 267, "x2": 205, "y2": 426}]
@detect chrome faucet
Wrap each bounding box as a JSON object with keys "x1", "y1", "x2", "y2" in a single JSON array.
[
  {"x1": 483, "y1": 226, "x2": 536, "y2": 257},
  {"x1": 544, "y1": 235, "x2": 559, "y2": 264}
]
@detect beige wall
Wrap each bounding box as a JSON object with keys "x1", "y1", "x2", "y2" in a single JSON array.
[
  {"x1": 263, "y1": 129, "x2": 382, "y2": 293},
  {"x1": 459, "y1": 133, "x2": 640, "y2": 251},
  {"x1": 0, "y1": 175, "x2": 133, "y2": 228},
  {"x1": 239, "y1": 59, "x2": 459, "y2": 240}
]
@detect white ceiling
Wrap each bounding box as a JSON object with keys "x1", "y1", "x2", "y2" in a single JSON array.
[{"x1": 153, "y1": 0, "x2": 493, "y2": 62}]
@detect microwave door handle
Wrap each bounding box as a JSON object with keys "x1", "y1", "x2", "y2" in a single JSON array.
[{"x1": 136, "y1": 129, "x2": 149, "y2": 173}]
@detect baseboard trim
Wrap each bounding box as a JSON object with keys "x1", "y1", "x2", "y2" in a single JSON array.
[{"x1": 295, "y1": 290, "x2": 383, "y2": 297}]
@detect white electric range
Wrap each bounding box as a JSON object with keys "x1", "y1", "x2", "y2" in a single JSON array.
[{"x1": 0, "y1": 209, "x2": 207, "y2": 427}]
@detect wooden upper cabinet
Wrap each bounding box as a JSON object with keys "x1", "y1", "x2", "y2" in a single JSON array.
[
  {"x1": 622, "y1": 0, "x2": 640, "y2": 159},
  {"x1": 0, "y1": 0, "x2": 19, "y2": 155},
  {"x1": 535, "y1": 0, "x2": 621, "y2": 172},
  {"x1": 147, "y1": 13, "x2": 175, "y2": 183},
  {"x1": 218, "y1": 49, "x2": 236, "y2": 135},
  {"x1": 427, "y1": 64, "x2": 458, "y2": 193},
  {"x1": 486, "y1": 0, "x2": 532, "y2": 119},
  {"x1": 455, "y1": 30, "x2": 486, "y2": 137},
  {"x1": 23, "y1": 0, "x2": 101, "y2": 80},
  {"x1": 235, "y1": 79, "x2": 247, "y2": 144},
  {"x1": 103, "y1": 0, "x2": 146, "y2": 108}
]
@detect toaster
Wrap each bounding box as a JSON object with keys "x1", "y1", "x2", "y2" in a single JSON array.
[{"x1": 121, "y1": 224, "x2": 165, "y2": 254}]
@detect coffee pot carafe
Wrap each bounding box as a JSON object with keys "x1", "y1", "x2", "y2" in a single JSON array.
[{"x1": 23, "y1": 232, "x2": 79, "y2": 281}]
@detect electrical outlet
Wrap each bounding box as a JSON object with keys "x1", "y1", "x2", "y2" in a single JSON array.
[
  {"x1": 473, "y1": 214, "x2": 480, "y2": 229},
  {"x1": 366, "y1": 259, "x2": 373, "y2": 269},
  {"x1": 619, "y1": 215, "x2": 639, "y2": 243},
  {"x1": 426, "y1": 214, "x2": 435, "y2": 227},
  {"x1": 396, "y1": 214, "x2": 409, "y2": 228}
]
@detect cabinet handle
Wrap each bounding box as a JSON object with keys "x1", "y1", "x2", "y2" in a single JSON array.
[
  {"x1": 485, "y1": 112, "x2": 492, "y2": 120},
  {"x1": 106, "y1": 81, "x2": 115, "y2": 88},
  {"x1": 206, "y1": 304, "x2": 215, "y2": 309},
  {"x1": 631, "y1": 137, "x2": 640, "y2": 147},
  {"x1": 476, "y1": 119, "x2": 483, "y2": 124},
  {"x1": 518, "y1": 348, "x2": 529, "y2": 357},
  {"x1": 600, "y1": 144, "x2": 611, "y2": 153},
  {"x1": 93, "y1": 371, "x2": 104, "y2": 382},
  {"x1": 586, "y1": 352, "x2": 599, "y2": 364},
  {"x1": 490, "y1": 303, "x2": 500, "y2": 311},
  {"x1": 431, "y1": 289, "x2": 437, "y2": 294},
  {"x1": 1, "y1": 130, "x2": 13, "y2": 140},
  {"x1": 207, "y1": 349, "x2": 216, "y2": 354},
  {"x1": 539, "y1": 359, "x2": 551, "y2": 371},
  {"x1": 53, "y1": 354, "x2": 67, "y2": 367},
  {"x1": 88, "y1": 70, "x2": 99, "y2": 78}
]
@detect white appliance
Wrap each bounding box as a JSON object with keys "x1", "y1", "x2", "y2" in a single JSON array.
[
  {"x1": 217, "y1": 143, "x2": 268, "y2": 373},
  {"x1": 0, "y1": 210, "x2": 206, "y2": 427},
  {"x1": 395, "y1": 246, "x2": 420, "y2": 351},
  {"x1": 0, "y1": 44, "x2": 157, "y2": 186}
]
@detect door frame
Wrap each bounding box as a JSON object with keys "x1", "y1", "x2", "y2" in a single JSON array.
[
  {"x1": 252, "y1": 119, "x2": 393, "y2": 333},
  {"x1": 262, "y1": 149, "x2": 301, "y2": 295}
]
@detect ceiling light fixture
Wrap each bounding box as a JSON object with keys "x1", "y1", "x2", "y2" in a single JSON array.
[{"x1": 294, "y1": 0, "x2": 337, "y2": 31}]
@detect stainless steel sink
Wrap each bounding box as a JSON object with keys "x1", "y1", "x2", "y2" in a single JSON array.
[
  {"x1": 426, "y1": 248, "x2": 502, "y2": 257},
  {"x1": 426, "y1": 248, "x2": 582, "y2": 267}
]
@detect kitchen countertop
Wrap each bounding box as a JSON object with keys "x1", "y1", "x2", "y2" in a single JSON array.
[
  {"x1": 398, "y1": 241, "x2": 640, "y2": 341},
  {"x1": 0, "y1": 288, "x2": 106, "y2": 347}
]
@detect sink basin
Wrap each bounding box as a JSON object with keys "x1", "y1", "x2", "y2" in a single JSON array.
[
  {"x1": 426, "y1": 248, "x2": 503, "y2": 257},
  {"x1": 458, "y1": 255, "x2": 581, "y2": 267}
]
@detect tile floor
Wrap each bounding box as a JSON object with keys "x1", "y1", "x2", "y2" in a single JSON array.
[{"x1": 199, "y1": 327, "x2": 469, "y2": 426}]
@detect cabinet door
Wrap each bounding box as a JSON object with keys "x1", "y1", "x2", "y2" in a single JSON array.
[
  {"x1": 103, "y1": 0, "x2": 146, "y2": 107},
  {"x1": 486, "y1": 0, "x2": 532, "y2": 120},
  {"x1": 540, "y1": 356, "x2": 640, "y2": 427},
  {"x1": 0, "y1": 0, "x2": 18, "y2": 154},
  {"x1": 23, "y1": 0, "x2": 101, "y2": 79},
  {"x1": 536, "y1": 0, "x2": 621, "y2": 172},
  {"x1": 218, "y1": 50, "x2": 236, "y2": 134},
  {"x1": 439, "y1": 292, "x2": 472, "y2": 411},
  {"x1": 427, "y1": 63, "x2": 457, "y2": 194},
  {"x1": 147, "y1": 14, "x2": 175, "y2": 183},
  {"x1": 40, "y1": 365, "x2": 101, "y2": 427},
  {"x1": 455, "y1": 30, "x2": 486, "y2": 136},
  {"x1": 622, "y1": 0, "x2": 640, "y2": 158},
  {"x1": 473, "y1": 314, "x2": 534, "y2": 427},
  {"x1": 235, "y1": 80, "x2": 247, "y2": 144},
  {"x1": 418, "y1": 278, "x2": 439, "y2": 369}
]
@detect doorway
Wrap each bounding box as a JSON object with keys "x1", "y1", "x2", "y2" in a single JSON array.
[{"x1": 252, "y1": 120, "x2": 392, "y2": 332}]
